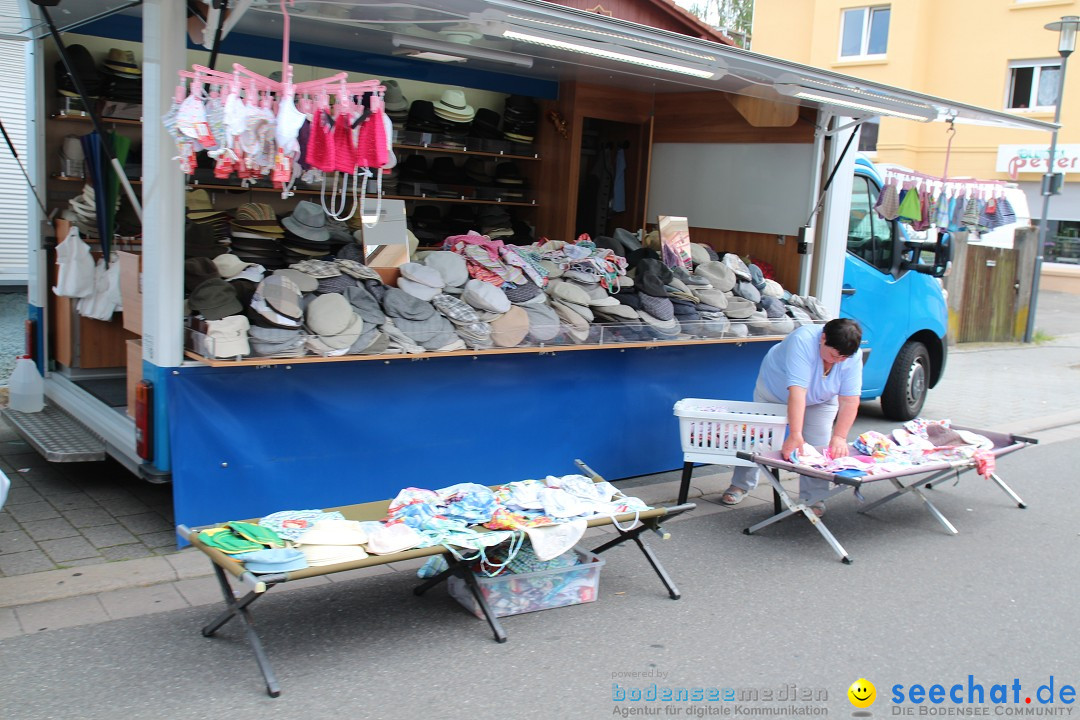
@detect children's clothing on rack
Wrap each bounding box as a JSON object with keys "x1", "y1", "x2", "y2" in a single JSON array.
[{"x1": 875, "y1": 168, "x2": 1017, "y2": 237}]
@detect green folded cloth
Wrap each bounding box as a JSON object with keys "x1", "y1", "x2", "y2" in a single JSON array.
[
  {"x1": 198, "y1": 527, "x2": 266, "y2": 554},
  {"x1": 226, "y1": 521, "x2": 286, "y2": 548}
]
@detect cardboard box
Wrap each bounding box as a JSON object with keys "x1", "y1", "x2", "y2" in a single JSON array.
[
  {"x1": 118, "y1": 251, "x2": 142, "y2": 335},
  {"x1": 126, "y1": 339, "x2": 142, "y2": 419}
]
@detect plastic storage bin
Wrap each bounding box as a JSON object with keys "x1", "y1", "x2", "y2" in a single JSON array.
[
  {"x1": 447, "y1": 546, "x2": 605, "y2": 619},
  {"x1": 673, "y1": 398, "x2": 787, "y2": 466}
]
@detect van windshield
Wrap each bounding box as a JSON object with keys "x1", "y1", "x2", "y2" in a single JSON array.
[{"x1": 848, "y1": 175, "x2": 894, "y2": 272}]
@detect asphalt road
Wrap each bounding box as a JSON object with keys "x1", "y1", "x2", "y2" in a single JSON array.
[{"x1": 0, "y1": 435, "x2": 1075, "y2": 719}]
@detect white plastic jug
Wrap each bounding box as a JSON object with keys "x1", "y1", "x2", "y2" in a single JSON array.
[{"x1": 8, "y1": 356, "x2": 44, "y2": 413}]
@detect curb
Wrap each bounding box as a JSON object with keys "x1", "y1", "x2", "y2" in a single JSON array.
[{"x1": 0, "y1": 548, "x2": 212, "y2": 609}]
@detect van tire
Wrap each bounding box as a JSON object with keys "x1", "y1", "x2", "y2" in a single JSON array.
[{"x1": 881, "y1": 340, "x2": 929, "y2": 421}]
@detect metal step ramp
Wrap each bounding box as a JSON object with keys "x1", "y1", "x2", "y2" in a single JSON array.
[{"x1": 1, "y1": 402, "x2": 106, "y2": 462}]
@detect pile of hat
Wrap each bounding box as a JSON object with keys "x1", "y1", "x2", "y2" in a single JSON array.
[
  {"x1": 382, "y1": 79, "x2": 409, "y2": 129},
  {"x1": 432, "y1": 87, "x2": 475, "y2": 144},
  {"x1": 64, "y1": 184, "x2": 100, "y2": 237},
  {"x1": 99, "y1": 48, "x2": 141, "y2": 104},
  {"x1": 494, "y1": 161, "x2": 527, "y2": 201},
  {"x1": 469, "y1": 108, "x2": 503, "y2": 146},
  {"x1": 502, "y1": 95, "x2": 539, "y2": 145},
  {"x1": 185, "y1": 189, "x2": 231, "y2": 258},
  {"x1": 229, "y1": 202, "x2": 287, "y2": 269},
  {"x1": 54, "y1": 44, "x2": 101, "y2": 110},
  {"x1": 279, "y1": 200, "x2": 351, "y2": 265},
  {"x1": 403, "y1": 87, "x2": 477, "y2": 151}
]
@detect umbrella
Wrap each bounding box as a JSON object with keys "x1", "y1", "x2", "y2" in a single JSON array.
[{"x1": 80, "y1": 131, "x2": 131, "y2": 264}]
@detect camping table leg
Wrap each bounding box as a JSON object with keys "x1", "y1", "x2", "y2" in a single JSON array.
[
  {"x1": 677, "y1": 462, "x2": 694, "y2": 505},
  {"x1": 457, "y1": 567, "x2": 508, "y2": 643},
  {"x1": 858, "y1": 467, "x2": 954, "y2": 514},
  {"x1": 591, "y1": 518, "x2": 682, "y2": 604},
  {"x1": 631, "y1": 534, "x2": 680, "y2": 600},
  {"x1": 857, "y1": 467, "x2": 959, "y2": 534},
  {"x1": 989, "y1": 472, "x2": 1027, "y2": 508},
  {"x1": 744, "y1": 469, "x2": 853, "y2": 564},
  {"x1": 201, "y1": 563, "x2": 281, "y2": 698},
  {"x1": 897, "y1": 478, "x2": 958, "y2": 535},
  {"x1": 414, "y1": 554, "x2": 507, "y2": 643}
]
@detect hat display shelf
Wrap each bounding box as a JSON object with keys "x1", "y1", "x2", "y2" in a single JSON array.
[{"x1": 51, "y1": 54, "x2": 541, "y2": 219}]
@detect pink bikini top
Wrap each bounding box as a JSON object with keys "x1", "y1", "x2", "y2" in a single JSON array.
[
  {"x1": 330, "y1": 109, "x2": 358, "y2": 173},
  {"x1": 305, "y1": 108, "x2": 335, "y2": 173}
]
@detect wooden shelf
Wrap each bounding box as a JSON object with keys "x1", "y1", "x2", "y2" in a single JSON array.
[
  {"x1": 49, "y1": 114, "x2": 539, "y2": 160},
  {"x1": 53, "y1": 175, "x2": 141, "y2": 184},
  {"x1": 393, "y1": 143, "x2": 538, "y2": 161},
  {"x1": 51, "y1": 113, "x2": 142, "y2": 126},
  {"x1": 184, "y1": 335, "x2": 781, "y2": 367},
  {"x1": 51, "y1": 175, "x2": 539, "y2": 208}
]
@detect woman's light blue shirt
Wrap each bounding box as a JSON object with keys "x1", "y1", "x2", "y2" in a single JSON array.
[{"x1": 758, "y1": 325, "x2": 862, "y2": 405}]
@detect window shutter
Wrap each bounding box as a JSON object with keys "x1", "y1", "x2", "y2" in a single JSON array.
[{"x1": 0, "y1": 29, "x2": 29, "y2": 282}]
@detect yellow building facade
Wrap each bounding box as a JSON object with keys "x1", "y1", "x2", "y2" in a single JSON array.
[{"x1": 753, "y1": 0, "x2": 1080, "y2": 243}]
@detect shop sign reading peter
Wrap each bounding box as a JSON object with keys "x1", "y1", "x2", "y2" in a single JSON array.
[{"x1": 997, "y1": 143, "x2": 1080, "y2": 180}]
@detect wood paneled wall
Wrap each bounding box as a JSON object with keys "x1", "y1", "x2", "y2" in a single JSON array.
[
  {"x1": 653, "y1": 93, "x2": 815, "y2": 144},
  {"x1": 535, "y1": 82, "x2": 812, "y2": 291},
  {"x1": 681, "y1": 227, "x2": 802, "y2": 292},
  {"x1": 536, "y1": 82, "x2": 657, "y2": 242}
]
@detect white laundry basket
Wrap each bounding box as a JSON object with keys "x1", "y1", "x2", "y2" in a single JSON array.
[{"x1": 673, "y1": 398, "x2": 787, "y2": 466}]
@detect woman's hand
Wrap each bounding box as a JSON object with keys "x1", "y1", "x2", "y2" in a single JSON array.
[
  {"x1": 828, "y1": 435, "x2": 849, "y2": 459},
  {"x1": 781, "y1": 432, "x2": 804, "y2": 461}
]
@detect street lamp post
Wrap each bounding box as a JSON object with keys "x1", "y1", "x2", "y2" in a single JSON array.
[{"x1": 1025, "y1": 15, "x2": 1079, "y2": 343}]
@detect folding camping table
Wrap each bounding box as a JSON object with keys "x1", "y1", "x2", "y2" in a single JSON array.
[
  {"x1": 176, "y1": 459, "x2": 694, "y2": 697},
  {"x1": 735, "y1": 427, "x2": 1037, "y2": 564}
]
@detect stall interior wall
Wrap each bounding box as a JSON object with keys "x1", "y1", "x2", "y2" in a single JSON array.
[{"x1": 649, "y1": 91, "x2": 812, "y2": 291}]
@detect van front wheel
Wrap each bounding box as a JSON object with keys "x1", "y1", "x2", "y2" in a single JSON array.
[{"x1": 881, "y1": 341, "x2": 929, "y2": 421}]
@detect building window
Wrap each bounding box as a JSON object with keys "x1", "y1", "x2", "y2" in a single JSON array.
[
  {"x1": 1007, "y1": 60, "x2": 1061, "y2": 109},
  {"x1": 858, "y1": 117, "x2": 880, "y2": 153},
  {"x1": 840, "y1": 6, "x2": 890, "y2": 58}
]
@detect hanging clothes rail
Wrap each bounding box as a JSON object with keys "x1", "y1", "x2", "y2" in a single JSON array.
[
  {"x1": 167, "y1": 0, "x2": 389, "y2": 213},
  {"x1": 876, "y1": 168, "x2": 1018, "y2": 236}
]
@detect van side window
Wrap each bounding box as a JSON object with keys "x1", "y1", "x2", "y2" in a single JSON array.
[{"x1": 847, "y1": 175, "x2": 894, "y2": 272}]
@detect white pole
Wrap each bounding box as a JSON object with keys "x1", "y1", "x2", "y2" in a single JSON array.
[{"x1": 141, "y1": 0, "x2": 187, "y2": 367}]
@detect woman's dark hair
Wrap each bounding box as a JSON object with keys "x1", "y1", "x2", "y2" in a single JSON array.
[{"x1": 822, "y1": 318, "x2": 862, "y2": 357}]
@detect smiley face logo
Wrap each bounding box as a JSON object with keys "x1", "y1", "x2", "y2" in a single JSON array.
[{"x1": 848, "y1": 678, "x2": 876, "y2": 708}]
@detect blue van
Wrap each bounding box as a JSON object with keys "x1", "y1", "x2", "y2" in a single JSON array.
[{"x1": 842, "y1": 156, "x2": 950, "y2": 420}]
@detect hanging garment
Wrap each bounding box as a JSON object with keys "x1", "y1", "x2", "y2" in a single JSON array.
[
  {"x1": 875, "y1": 179, "x2": 900, "y2": 220},
  {"x1": 331, "y1": 109, "x2": 359, "y2": 173},
  {"x1": 896, "y1": 183, "x2": 922, "y2": 223},
  {"x1": 997, "y1": 195, "x2": 1017, "y2": 225},
  {"x1": 76, "y1": 254, "x2": 123, "y2": 320},
  {"x1": 911, "y1": 188, "x2": 931, "y2": 231},
  {"x1": 355, "y1": 107, "x2": 388, "y2": 168},
  {"x1": 53, "y1": 225, "x2": 95, "y2": 298},
  {"x1": 934, "y1": 191, "x2": 950, "y2": 227},
  {"x1": 610, "y1": 147, "x2": 626, "y2": 213},
  {"x1": 949, "y1": 194, "x2": 966, "y2": 232},
  {"x1": 980, "y1": 195, "x2": 1000, "y2": 231},
  {"x1": 576, "y1": 144, "x2": 614, "y2": 239},
  {"x1": 275, "y1": 95, "x2": 307, "y2": 157},
  {"x1": 961, "y1": 196, "x2": 980, "y2": 231},
  {"x1": 305, "y1": 108, "x2": 335, "y2": 173}
]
